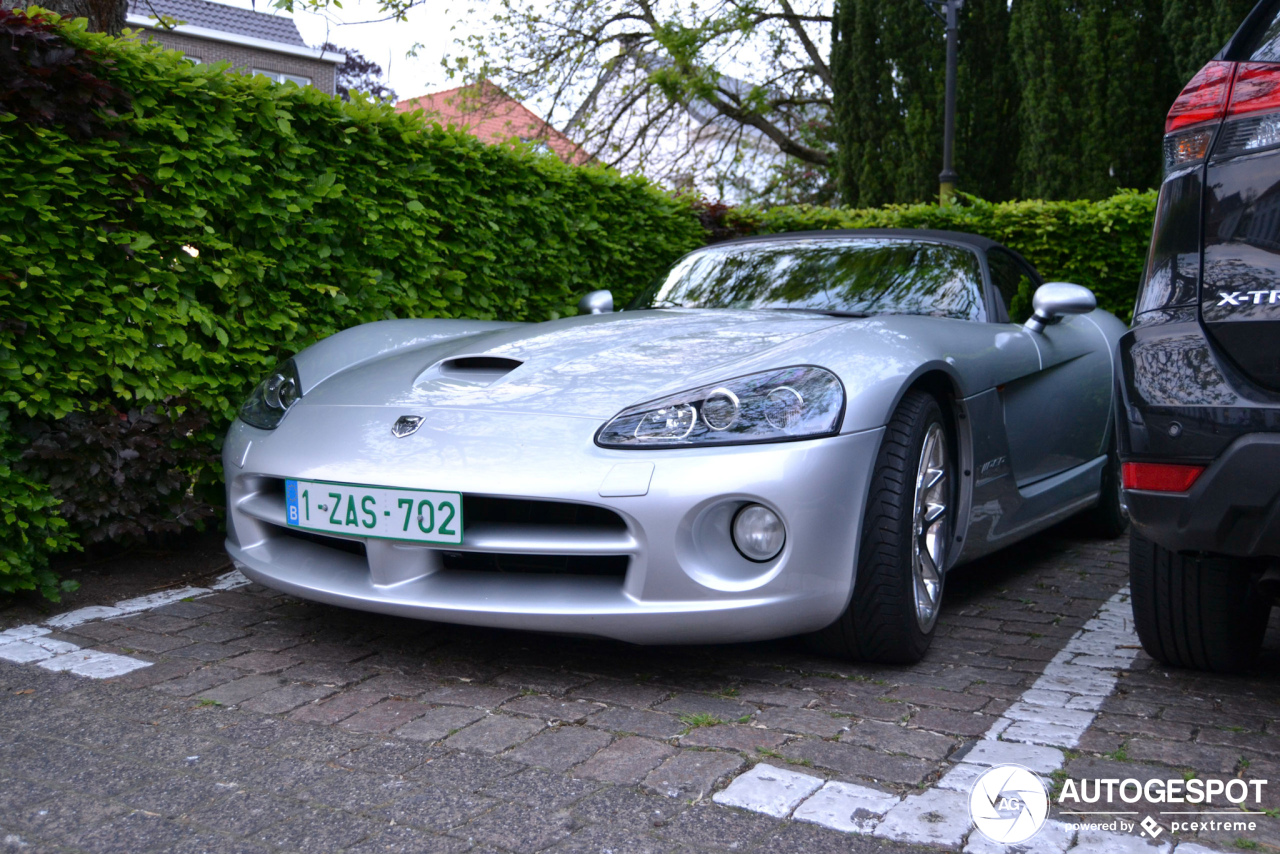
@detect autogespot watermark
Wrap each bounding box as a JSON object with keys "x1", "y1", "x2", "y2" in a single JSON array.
[
  {"x1": 968, "y1": 765, "x2": 1269, "y2": 843},
  {"x1": 1059, "y1": 775, "x2": 1268, "y2": 839},
  {"x1": 970, "y1": 764, "x2": 1050, "y2": 844}
]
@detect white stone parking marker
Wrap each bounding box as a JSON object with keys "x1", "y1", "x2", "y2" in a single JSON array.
[
  {"x1": 0, "y1": 634, "x2": 65, "y2": 664},
  {"x1": 964, "y1": 819, "x2": 1077, "y2": 854},
  {"x1": 113, "y1": 585, "x2": 213, "y2": 616},
  {"x1": 1068, "y1": 827, "x2": 1171, "y2": 854},
  {"x1": 211, "y1": 569, "x2": 251, "y2": 590},
  {"x1": 713, "y1": 764, "x2": 824, "y2": 818},
  {"x1": 39, "y1": 649, "x2": 152, "y2": 678},
  {"x1": 793, "y1": 781, "x2": 899, "y2": 833},
  {"x1": 44, "y1": 605, "x2": 129, "y2": 630},
  {"x1": 872, "y1": 787, "x2": 973, "y2": 848},
  {"x1": 0, "y1": 631, "x2": 149, "y2": 677},
  {"x1": 0, "y1": 569, "x2": 247, "y2": 680},
  {"x1": 947, "y1": 739, "x2": 1066, "y2": 774},
  {"x1": 0, "y1": 626, "x2": 52, "y2": 641}
]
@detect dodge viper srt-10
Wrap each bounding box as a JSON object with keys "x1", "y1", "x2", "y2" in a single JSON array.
[{"x1": 224, "y1": 229, "x2": 1127, "y2": 663}]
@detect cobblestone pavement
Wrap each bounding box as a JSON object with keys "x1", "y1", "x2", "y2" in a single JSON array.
[{"x1": 2, "y1": 525, "x2": 1278, "y2": 854}]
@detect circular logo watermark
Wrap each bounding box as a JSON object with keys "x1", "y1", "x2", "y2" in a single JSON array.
[{"x1": 969, "y1": 764, "x2": 1050, "y2": 844}]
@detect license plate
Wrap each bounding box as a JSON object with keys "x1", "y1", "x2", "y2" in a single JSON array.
[{"x1": 284, "y1": 479, "x2": 463, "y2": 545}]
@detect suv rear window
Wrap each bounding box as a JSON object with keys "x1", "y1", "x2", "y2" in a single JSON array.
[{"x1": 1238, "y1": 0, "x2": 1280, "y2": 61}]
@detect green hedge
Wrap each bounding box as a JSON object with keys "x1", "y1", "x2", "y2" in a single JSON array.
[
  {"x1": 720, "y1": 191, "x2": 1158, "y2": 322},
  {"x1": 0, "y1": 9, "x2": 703, "y2": 597}
]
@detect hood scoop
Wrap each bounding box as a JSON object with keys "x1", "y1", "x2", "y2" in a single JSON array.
[{"x1": 418, "y1": 356, "x2": 524, "y2": 387}]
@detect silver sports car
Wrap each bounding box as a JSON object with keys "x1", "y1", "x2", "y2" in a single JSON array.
[{"x1": 224, "y1": 229, "x2": 1127, "y2": 663}]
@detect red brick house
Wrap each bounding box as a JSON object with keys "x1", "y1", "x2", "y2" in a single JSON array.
[{"x1": 396, "y1": 81, "x2": 588, "y2": 165}]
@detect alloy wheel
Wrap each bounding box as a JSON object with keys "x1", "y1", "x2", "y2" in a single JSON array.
[{"x1": 912, "y1": 422, "x2": 949, "y2": 632}]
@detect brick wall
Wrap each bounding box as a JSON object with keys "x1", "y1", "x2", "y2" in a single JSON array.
[{"x1": 138, "y1": 29, "x2": 337, "y2": 96}]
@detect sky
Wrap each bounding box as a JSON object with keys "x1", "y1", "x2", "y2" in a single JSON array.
[{"x1": 214, "y1": 0, "x2": 477, "y2": 102}]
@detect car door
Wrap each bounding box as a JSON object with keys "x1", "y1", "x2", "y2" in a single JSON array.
[{"x1": 988, "y1": 248, "x2": 1112, "y2": 487}]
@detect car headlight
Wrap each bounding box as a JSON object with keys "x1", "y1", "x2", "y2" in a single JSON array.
[
  {"x1": 596, "y1": 366, "x2": 844, "y2": 448},
  {"x1": 238, "y1": 358, "x2": 302, "y2": 430}
]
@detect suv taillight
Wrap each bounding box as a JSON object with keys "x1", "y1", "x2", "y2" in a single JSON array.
[
  {"x1": 1165, "y1": 61, "x2": 1280, "y2": 170},
  {"x1": 1164, "y1": 61, "x2": 1236, "y2": 171},
  {"x1": 1166, "y1": 61, "x2": 1236, "y2": 134},
  {"x1": 1226, "y1": 62, "x2": 1280, "y2": 118}
]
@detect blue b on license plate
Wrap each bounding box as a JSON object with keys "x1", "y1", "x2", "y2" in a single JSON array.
[{"x1": 284, "y1": 479, "x2": 463, "y2": 545}]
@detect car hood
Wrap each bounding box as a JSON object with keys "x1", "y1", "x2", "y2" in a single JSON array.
[{"x1": 298, "y1": 309, "x2": 848, "y2": 419}]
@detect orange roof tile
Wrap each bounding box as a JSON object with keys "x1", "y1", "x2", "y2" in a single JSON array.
[{"x1": 396, "y1": 80, "x2": 589, "y2": 165}]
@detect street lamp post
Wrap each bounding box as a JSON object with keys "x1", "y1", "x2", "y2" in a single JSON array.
[{"x1": 926, "y1": 0, "x2": 964, "y2": 204}]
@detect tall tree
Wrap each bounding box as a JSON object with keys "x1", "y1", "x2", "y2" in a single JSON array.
[
  {"x1": 1009, "y1": 0, "x2": 1085, "y2": 199},
  {"x1": 1163, "y1": 0, "x2": 1257, "y2": 84},
  {"x1": 882, "y1": 1, "x2": 946, "y2": 201},
  {"x1": 0, "y1": 0, "x2": 123, "y2": 34},
  {"x1": 1077, "y1": 0, "x2": 1174, "y2": 197},
  {"x1": 831, "y1": 0, "x2": 902, "y2": 207},
  {"x1": 955, "y1": 0, "x2": 1019, "y2": 202},
  {"x1": 833, "y1": 0, "x2": 1018, "y2": 207},
  {"x1": 321, "y1": 42, "x2": 397, "y2": 103},
  {"x1": 444, "y1": 0, "x2": 836, "y2": 204}
]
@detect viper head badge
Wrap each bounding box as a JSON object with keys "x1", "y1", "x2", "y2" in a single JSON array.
[{"x1": 392, "y1": 415, "x2": 424, "y2": 438}]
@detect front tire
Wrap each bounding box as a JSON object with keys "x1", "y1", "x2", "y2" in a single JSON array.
[
  {"x1": 810, "y1": 389, "x2": 952, "y2": 664},
  {"x1": 1130, "y1": 531, "x2": 1268, "y2": 673}
]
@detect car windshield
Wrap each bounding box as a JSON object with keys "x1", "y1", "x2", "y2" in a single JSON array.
[{"x1": 630, "y1": 237, "x2": 984, "y2": 321}]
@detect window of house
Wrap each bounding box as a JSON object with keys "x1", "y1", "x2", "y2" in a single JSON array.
[
  {"x1": 252, "y1": 69, "x2": 311, "y2": 87},
  {"x1": 518, "y1": 138, "x2": 553, "y2": 155}
]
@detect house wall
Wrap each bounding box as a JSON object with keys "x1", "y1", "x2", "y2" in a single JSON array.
[{"x1": 137, "y1": 29, "x2": 337, "y2": 95}]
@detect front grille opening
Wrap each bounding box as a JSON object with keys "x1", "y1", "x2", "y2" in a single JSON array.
[
  {"x1": 259, "y1": 477, "x2": 287, "y2": 498},
  {"x1": 465, "y1": 497, "x2": 626, "y2": 530},
  {"x1": 276, "y1": 525, "x2": 368, "y2": 558},
  {"x1": 442, "y1": 552, "x2": 628, "y2": 577}
]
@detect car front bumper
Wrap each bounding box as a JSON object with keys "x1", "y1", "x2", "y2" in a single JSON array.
[{"x1": 223, "y1": 406, "x2": 883, "y2": 644}]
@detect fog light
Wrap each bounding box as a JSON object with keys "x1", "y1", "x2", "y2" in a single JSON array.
[{"x1": 732, "y1": 504, "x2": 785, "y2": 562}]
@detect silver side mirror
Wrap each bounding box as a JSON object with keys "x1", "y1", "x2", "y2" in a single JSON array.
[
  {"x1": 578, "y1": 290, "x2": 614, "y2": 315},
  {"x1": 1024, "y1": 282, "x2": 1096, "y2": 333}
]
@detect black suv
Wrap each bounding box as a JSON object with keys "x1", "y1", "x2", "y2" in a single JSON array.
[{"x1": 1119, "y1": 0, "x2": 1280, "y2": 671}]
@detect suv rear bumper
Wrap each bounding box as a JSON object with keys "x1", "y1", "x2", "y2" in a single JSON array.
[{"x1": 1126, "y1": 433, "x2": 1280, "y2": 557}]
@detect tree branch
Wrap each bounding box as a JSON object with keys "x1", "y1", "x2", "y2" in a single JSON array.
[{"x1": 778, "y1": 0, "x2": 832, "y2": 89}]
